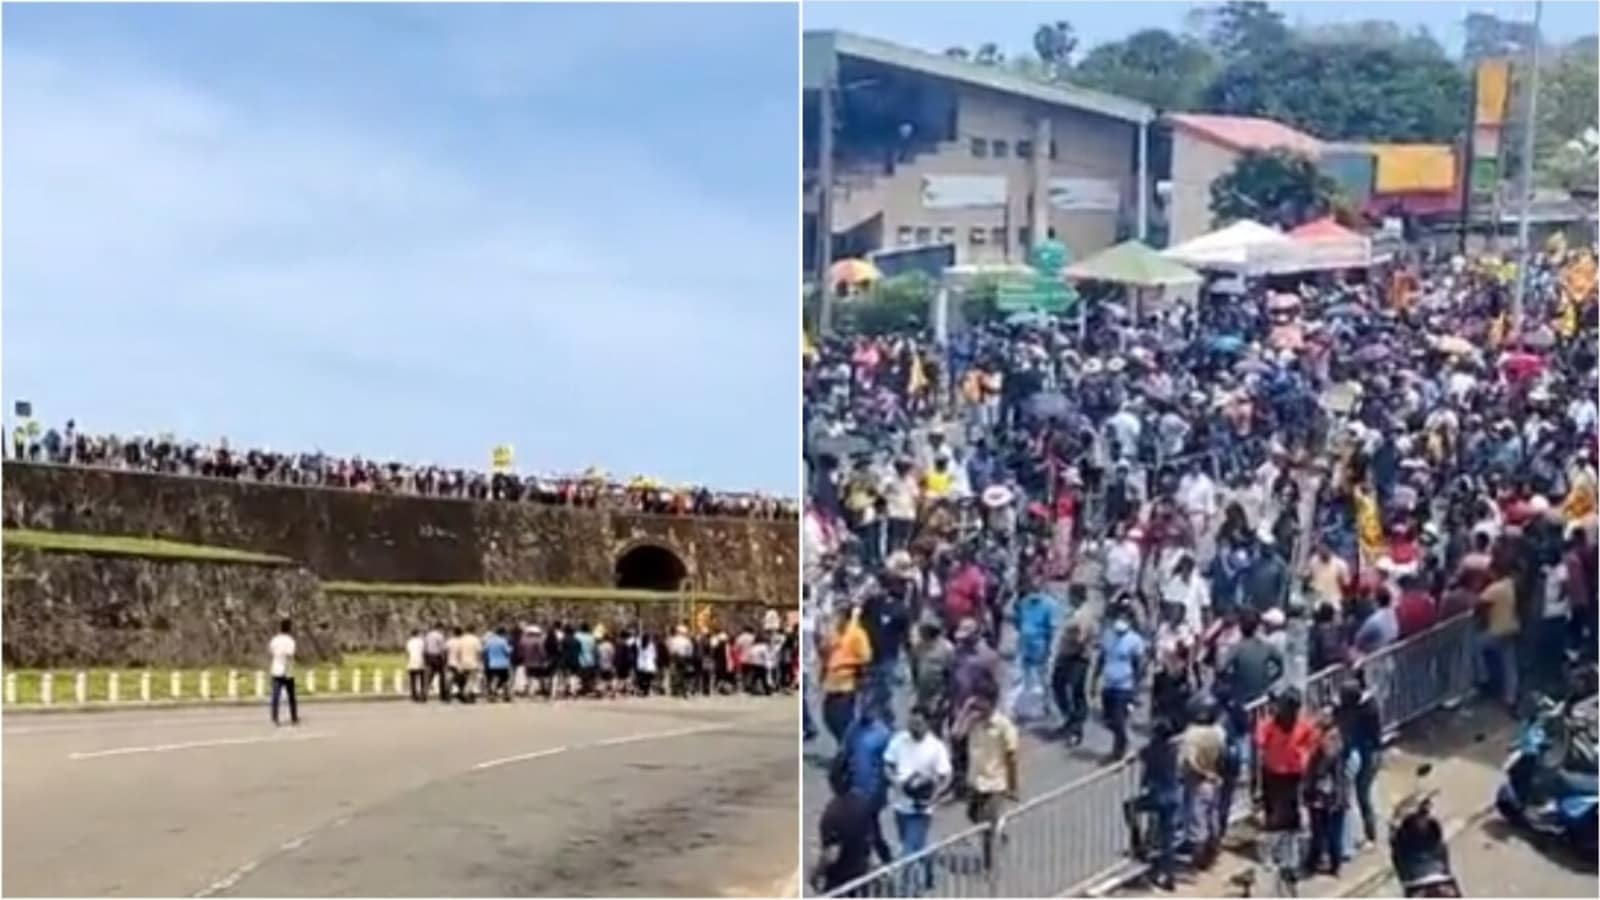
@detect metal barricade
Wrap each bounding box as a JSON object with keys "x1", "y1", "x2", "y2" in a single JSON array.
[
  {"x1": 821, "y1": 614, "x2": 1479, "y2": 898},
  {"x1": 824, "y1": 824, "x2": 995, "y2": 898},
  {"x1": 993, "y1": 759, "x2": 1143, "y2": 897},
  {"x1": 1354, "y1": 613, "x2": 1476, "y2": 733}
]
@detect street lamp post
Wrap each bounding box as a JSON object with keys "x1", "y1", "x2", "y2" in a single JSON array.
[
  {"x1": 1510, "y1": 0, "x2": 1543, "y2": 338},
  {"x1": 815, "y1": 79, "x2": 836, "y2": 336}
]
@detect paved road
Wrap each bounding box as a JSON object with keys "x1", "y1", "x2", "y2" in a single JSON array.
[{"x1": 3, "y1": 695, "x2": 797, "y2": 897}]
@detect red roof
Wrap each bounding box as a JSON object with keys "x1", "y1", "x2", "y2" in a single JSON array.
[
  {"x1": 1289, "y1": 217, "x2": 1360, "y2": 239},
  {"x1": 1167, "y1": 113, "x2": 1324, "y2": 158}
]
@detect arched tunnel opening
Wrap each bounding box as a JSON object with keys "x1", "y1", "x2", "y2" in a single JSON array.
[{"x1": 614, "y1": 543, "x2": 689, "y2": 592}]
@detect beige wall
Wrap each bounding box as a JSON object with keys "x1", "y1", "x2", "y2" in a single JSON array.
[
  {"x1": 828, "y1": 81, "x2": 1136, "y2": 265},
  {"x1": 1168, "y1": 130, "x2": 1240, "y2": 244}
]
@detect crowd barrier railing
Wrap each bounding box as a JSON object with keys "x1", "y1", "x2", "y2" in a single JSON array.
[{"x1": 822, "y1": 612, "x2": 1478, "y2": 898}]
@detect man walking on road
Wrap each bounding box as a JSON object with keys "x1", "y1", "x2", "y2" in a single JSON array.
[
  {"x1": 961, "y1": 682, "x2": 1018, "y2": 870},
  {"x1": 1094, "y1": 607, "x2": 1146, "y2": 762},
  {"x1": 884, "y1": 706, "x2": 951, "y2": 892},
  {"x1": 406, "y1": 629, "x2": 426, "y2": 701},
  {"x1": 484, "y1": 626, "x2": 513, "y2": 702},
  {"x1": 423, "y1": 622, "x2": 448, "y2": 702},
  {"x1": 269, "y1": 618, "x2": 299, "y2": 726}
]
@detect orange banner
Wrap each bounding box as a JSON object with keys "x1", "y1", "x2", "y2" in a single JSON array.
[
  {"x1": 1374, "y1": 145, "x2": 1457, "y2": 193},
  {"x1": 1476, "y1": 59, "x2": 1511, "y2": 127}
]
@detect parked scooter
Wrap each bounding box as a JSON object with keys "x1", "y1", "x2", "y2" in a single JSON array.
[
  {"x1": 1495, "y1": 693, "x2": 1599, "y2": 855},
  {"x1": 1389, "y1": 764, "x2": 1463, "y2": 898}
]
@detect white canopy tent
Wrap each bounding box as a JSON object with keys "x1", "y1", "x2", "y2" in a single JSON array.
[
  {"x1": 1162, "y1": 220, "x2": 1301, "y2": 276},
  {"x1": 1287, "y1": 218, "x2": 1375, "y2": 270}
]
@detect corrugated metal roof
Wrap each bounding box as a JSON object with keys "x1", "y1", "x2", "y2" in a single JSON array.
[
  {"x1": 1166, "y1": 113, "x2": 1324, "y2": 157},
  {"x1": 804, "y1": 31, "x2": 1153, "y2": 125}
]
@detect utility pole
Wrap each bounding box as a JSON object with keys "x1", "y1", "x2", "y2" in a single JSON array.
[
  {"x1": 815, "y1": 79, "x2": 836, "y2": 336},
  {"x1": 1510, "y1": 0, "x2": 1543, "y2": 337}
]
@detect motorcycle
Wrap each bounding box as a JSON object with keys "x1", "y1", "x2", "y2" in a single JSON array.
[
  {"x1": 1494, "y1": 693, "x2": 1599, "y2": 855},
  {"x1": 1389, "y1": 764, "x2": 1463, "y2": 898}
]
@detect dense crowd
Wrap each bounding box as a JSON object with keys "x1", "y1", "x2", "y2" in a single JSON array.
[
  {"x1": 805, "y1": 238, "x2": 1599, "y2": 894},
  {"x1": 6, "y1": 426, "x2": 796, "y2": 519},
  {"x1": 265, "y1": 613, "x2": 800, "y2": 725}
]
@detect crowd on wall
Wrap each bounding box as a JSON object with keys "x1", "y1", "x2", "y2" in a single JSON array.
[
  {"x1": 804, "y1": 239, "x2": 1599, "y2": 893},
  {"x1": 4, "y1": 426, "x2": 797, "y2": 519}
]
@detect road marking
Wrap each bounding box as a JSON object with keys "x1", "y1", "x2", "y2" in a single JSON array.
[
  {"x1": 69, "y1": 732, "x2": 331, "y2": 760},
  {"x1": 592, "y1": 723, "x2": 727, "y2": 747},
  {"x1": 470, "y1": 745, "x2": 568, "y2": 771}
]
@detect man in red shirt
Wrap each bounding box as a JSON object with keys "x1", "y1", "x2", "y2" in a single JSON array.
[
  {"x1": 1393, "y1": 573, "x2": 1438, "y2": 638},
  {"x1": 944, "y1": 553, "x2": 987, "y2": 632}
]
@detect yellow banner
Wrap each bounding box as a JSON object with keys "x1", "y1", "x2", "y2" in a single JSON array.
[
  {"x1": 490, "y1": 444, "x2": 514, "y2": 473},
  {"x1": 1374, "y1": 145, "x2": 1456, "y2": 193},
  {"x1": 1476, "y1": 59, "x2": 1511, "y2": 127}
]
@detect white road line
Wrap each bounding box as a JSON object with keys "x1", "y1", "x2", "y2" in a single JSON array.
[
  {"x1": 592, "y1": 723, "x2": 727, "y2": 747},
  {"x1": 470, "y1": 745, "x2": 568, "y2": 771},
  {"x1": 69, "y1": 732, "x2": 331, "y2": 760}
]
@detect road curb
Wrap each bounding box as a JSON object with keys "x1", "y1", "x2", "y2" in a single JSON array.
[{"x1": 2, "y1": 693, "x2": 410, "y2": 716}]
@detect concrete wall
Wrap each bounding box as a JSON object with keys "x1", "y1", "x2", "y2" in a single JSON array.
[
  {"x1": 1, "y1": 545, "x2": 772, "y2": 668},
  {"x1": 2, "y1": 545, "x2": 329, "y2": 668},
  {"x1": 1169, "y1": 130, "x2": 1240, "y2": 245},
  {"x1": 828, "y1": 82, "x2": 1135, "y2": 264},
  {"x1": 1, "y1": 463, "x2": 797, "y2": 606}
]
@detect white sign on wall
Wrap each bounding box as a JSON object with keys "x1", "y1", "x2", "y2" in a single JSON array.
[
  {"x1": 1047, "y1": 177, "x2": 1121, "y2": 212},
  {"x1": 921, "y1": 175, "x2": 1008, "y2": 209}
]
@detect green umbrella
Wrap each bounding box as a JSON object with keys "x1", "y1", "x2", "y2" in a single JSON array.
[{"x1": 1064, "y1": 240, "x2": 1202, "y2": 288}]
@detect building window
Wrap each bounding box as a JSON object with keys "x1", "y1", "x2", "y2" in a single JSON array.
[
  {"x1": 1049, "y1": 140, "x2": 1058, "y2": 160},
  {"x1": 1017, "y1": 140, "x2": 1033, "y2": 159},
  {"x1": 915, "y1": 226, "x2": 933, "y2": 244},
  {"x1": 971, "y1": 138, "x2": 987, "y2": 158},
  {"x1": 1018, "y1": 227, "x2": 1032, "y2": 248},
  {"x1": 992, "y1": 140, "x2": 1009, "y2": 159},
  {"x1": 991, "y1": 227, "x2": 1008, "y2": 250},
  {"x1": 937, "y1": 226, "x2": 956, "y2": 245},
  {"x1": 969, "y1": 227, "x2": 987, "y2": 245},
  {"x1": 896, "y1": 226, "x2": 915, "y2": 246}
]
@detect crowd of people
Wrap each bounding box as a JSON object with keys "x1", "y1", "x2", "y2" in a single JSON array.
[
  {"x1": 804, "y1": 236, "x2": 1599, "y2": 894},
  {"x1": 5, "y1": 425, "x2": 797, "y2": 519},
  {"x1": 267, "y1": 614, "x2": 800, "y2": 726}
]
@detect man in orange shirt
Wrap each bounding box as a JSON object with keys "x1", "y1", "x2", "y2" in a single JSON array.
[
  {"x1": 1255, "y1": 688, "x2": 1320, "y2": 846},
  {"x1": 821, "y1": 607, "x2": 873, "y2": 744}
]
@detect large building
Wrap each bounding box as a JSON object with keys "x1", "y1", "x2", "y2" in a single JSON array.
[
  {"x1": 804, "y1": 31, "x2": 1154, "y2": 274},
  {"x1": 1164, "y1": 113, "x2": 1325, "y2": 245}
]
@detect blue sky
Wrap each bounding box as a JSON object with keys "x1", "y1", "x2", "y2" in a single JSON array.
[
  {"x1": 2, "y1": 3, "x2": 798, "y2": 493},
  {"x1": 804, "y1": 0, "x2": 1597, "y2": 56}
]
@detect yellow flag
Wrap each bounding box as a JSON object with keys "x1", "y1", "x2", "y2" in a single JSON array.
[
  {"x1": 1355, "y1": 487, "x2": 1384, "y2": 558},
  {"x1": 1564, "y1": 470, "x2": 1597, "y2": 523},
  {"x1": 908, "y1": 352, "x2": 928, "y2": 396}
]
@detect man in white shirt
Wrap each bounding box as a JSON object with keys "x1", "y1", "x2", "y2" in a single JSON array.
[
  {"x1": 882, "y1": 707, "x2": 952, "y2": 882},
  {"x1": 1104, "y1": 527, "x2": 1143, "y2": 599},
  {"x1": 268, "y1": 618, "x2": 299, "y2": 726},
  {"x1": 405, "y1": 629, "x2": 426, "y2": 702},
  {"x1": 1177, "y1": 465, "x2": 1218, "y2": 546}
]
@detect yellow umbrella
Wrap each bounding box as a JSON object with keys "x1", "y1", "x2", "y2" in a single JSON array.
[{"x1": 828, "y1": 258, "x2": 881, "y2": 286}]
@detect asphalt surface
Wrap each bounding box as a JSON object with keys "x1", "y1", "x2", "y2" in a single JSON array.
[
  {"x1": 1359, "y1": 813, "x2": 1597, "y2": 898},
  {"x1": 3, "y1": 695, "x2": 797, "y2": 897}
]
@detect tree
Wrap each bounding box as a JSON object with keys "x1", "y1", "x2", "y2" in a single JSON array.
[
  {"x1": 1200, "y1": 1, "x2": 1290, "y2": 60},
  {"x1": 1210, "y1": 148, "x2": 1344, "y2": 229},
  {"x1": 943, "y1": 46, "x2": 970, "y2": 61},
  {"x1": 1204, "y1": 41, "x2": 1469, "y2": 142},
  {"x1": 1032, "y1": 20, "x2": 1077, "y2": 79},
  {"x1": 1296, "y1": 20, "x2": 1445, "y2": 59},
  {"x1": 974, "y1": 42, "x2": 1005, "y2": 66},
  {"x1": 1462, "y1": 11, "x2": 1540, "y2": 64},
  {"x1": 1071, "y1": 29, "x2": 1217, "y2": 111}
]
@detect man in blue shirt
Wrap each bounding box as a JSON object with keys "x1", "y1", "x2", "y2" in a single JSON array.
[
  {"x1": 575, "y1": 623, "x2": 599, "y2": 696},
  {"x1": 1093, "y1": 611, "x2": 1147, "y2": 762},
  {"x1": 1013, "y1": 580, "x2": 1061, "y2": 722},
  {"x1": 484, "y1": 626, "x2": 513, "y2": 702},
  {"x1": 840, "y1": 703, "x2": 894, "y2": 867}
]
